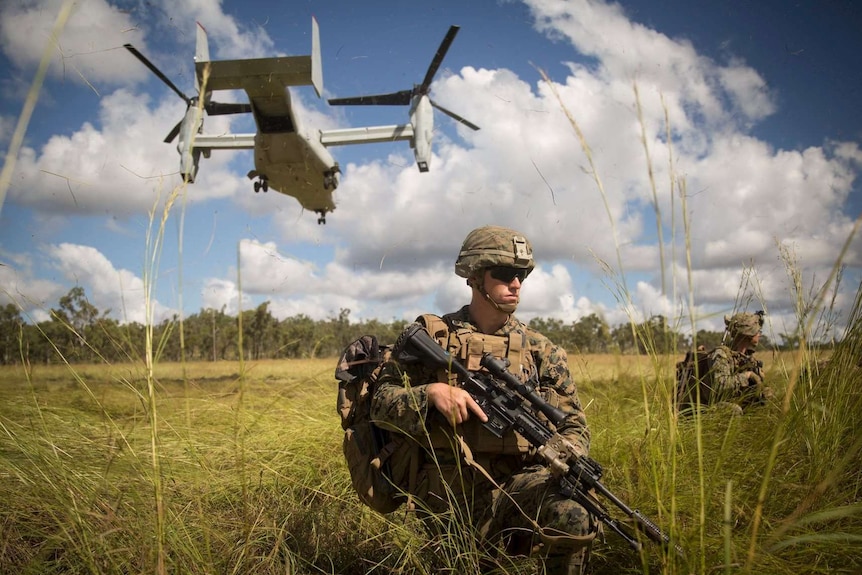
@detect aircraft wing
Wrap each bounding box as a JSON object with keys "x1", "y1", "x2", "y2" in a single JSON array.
[{"x1": 195, "y1": 18, "x2": 322, "y2": 98}]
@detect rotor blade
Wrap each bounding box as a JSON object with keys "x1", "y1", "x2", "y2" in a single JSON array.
[
  {"x1": 329, "y1": 90, "x2": 413, "y2": 106},
  {"x1": 420, "y1": 25, "x2": 460, "y2": 93},
  {"x1": 164, "y1": 120, "x2": 182, "y2": 144},
  {"x1": 124, "y1": 44, "x2": 191, "y2": 105},
  {"x1": 430, "y1": 99, "x2": 480, "y2": 131},
  {"x1": 205, "y1": 102, "x2": 253, "y2": 115}
]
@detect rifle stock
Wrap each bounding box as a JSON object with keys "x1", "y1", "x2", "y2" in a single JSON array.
[{"x1": 394, "y1": 322, "x2": 685, "y2": 558}]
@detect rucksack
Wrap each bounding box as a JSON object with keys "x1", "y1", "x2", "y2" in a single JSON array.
[
  {"x1": 335, "y1": 335, "x2": 412, "y2": 514},
  {"x1": 675, "y1": 348, "x2": 714, "y2": 414}
]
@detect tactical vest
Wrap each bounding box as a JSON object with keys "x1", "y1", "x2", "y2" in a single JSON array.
[{"x1": 418, "y1": 314, "x2": 536, "y2": 454}]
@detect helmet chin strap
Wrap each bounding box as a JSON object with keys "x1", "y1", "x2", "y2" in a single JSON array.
[
  {"x1": 486, "y1": 293, "x2": 518, "y2": 313},
  {"x1": 469, "y1": 276, "x2": 518, "y2": 314}
]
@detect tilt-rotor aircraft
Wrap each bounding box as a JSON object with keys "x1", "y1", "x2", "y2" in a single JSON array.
[{"x1": 125, "y1": 19, "x2": 478, "y2": 224}]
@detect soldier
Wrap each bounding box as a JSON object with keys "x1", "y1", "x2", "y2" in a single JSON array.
[
  {"x1": 707, "y1": 311, "x2": 773, "y2": 412},
  {"x1": 678, "y1": 311, "x2": 772, "y2": 415},
  {"x1": 371, "y1": 226, "x2": 596, "y2": 575}
]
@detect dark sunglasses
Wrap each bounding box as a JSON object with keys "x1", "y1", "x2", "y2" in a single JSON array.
[{"x1": 488, "y1": 266, "x2": 529, "y2": 283}]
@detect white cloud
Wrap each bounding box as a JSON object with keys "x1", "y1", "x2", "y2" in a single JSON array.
[
  {"x1": 154, "y1": 0, "x2": 276, "y2": 59},
  {"x1": 2, "y1": 0, "x2": 859, "y2": 341},
  {"x1": 1, "y1": 242, "x2": 175, "y2": 325},
  {"x1": 238, "y1": 239, "x2": 321, "y2": 295},
  {"x1": 308, "y1": 1, "x2": 862, "y2": 328},
  {"x1": 0, "y1": 114, "x2": 15, "y2": 148},
  {"x1": 230, "y1": 238, "x2": 461, "y2": 321},
  {"x1": 9, "y1": 88, "x2": 242, "y2": 216},
  {"x1": 0, "y1": 253, "x2": 65, "y2": 319},
  {"x1": 201, "y1": 277, "x2": 246, "y2": 315},
  {"x1": 0, "y1": 0, "x2": 148, "y2": 85},
  {"x1": 48, "y1": 242, "x2": 174, "y2": 324}
]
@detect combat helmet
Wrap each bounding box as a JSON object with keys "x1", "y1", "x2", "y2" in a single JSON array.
[
  {"x1": 455, "y1": 225, "x2": 534, "y2": 279},
  {"x1": 724, "y1": 311, "x2": 765, "y2": 338}
]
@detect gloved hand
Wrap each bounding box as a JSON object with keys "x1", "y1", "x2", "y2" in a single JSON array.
[{"x1": 745, "y1": 371, "x2": 763, "y2": 388}]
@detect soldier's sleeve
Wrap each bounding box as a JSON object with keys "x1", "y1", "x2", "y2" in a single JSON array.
[
  {"x1": 532, "y1": 334, "x2": 591, "y2": 457},
  {"x1": 708, "y1": 347, "x2": 749, "y2": 395},
  {"x1": 370, "y1": 359, "x2": 438, "y2": 437}
]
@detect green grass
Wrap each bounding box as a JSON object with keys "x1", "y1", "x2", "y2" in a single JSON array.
[
  {"x1": 0, "y1": 359, "x2": 392, "y2": 574},
  {"x1": 3, "y1": 20, "x2": 859, "y2": 573},
  {"x1": 0, "y1": 350, "x2": 859, "y2": 574}
]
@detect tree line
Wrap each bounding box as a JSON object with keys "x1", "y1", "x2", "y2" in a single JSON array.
[{"x1": 1, "y1": 287, "x2": 782, "y2": 366}]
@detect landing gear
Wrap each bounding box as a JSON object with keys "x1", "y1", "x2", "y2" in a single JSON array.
[
  {"x1": 253, "y1": 177, "x2": 269, "y2": 193},
  {"x1": 316, "y1": 210, "x2": 327, "y2": 225},
  {"x1": 323, "y1": 164, "x2": 340, "y2": 190}
]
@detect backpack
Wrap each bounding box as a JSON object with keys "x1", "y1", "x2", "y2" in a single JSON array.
[
  {"x1": 675, "y1": 348, "x2": 714, "y2": 414},
  {"x1": 335, "y1": 335, "x2": 412, "y2": 514}
]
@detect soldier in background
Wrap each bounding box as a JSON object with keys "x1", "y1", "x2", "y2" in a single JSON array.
[
  {"x1": 678, "y1": 311, "x2": 773, "y2": 415},
  {"x1": 371, "y1": 226, "x2": 597, "y2": 575},
  {"x1": 709, "y1": 311, "x2": 773, "y2": 411}
]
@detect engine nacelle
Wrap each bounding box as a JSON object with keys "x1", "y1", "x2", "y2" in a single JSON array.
[
  {"x1": 177, "y1": 105, "x2": 204, "y2": 183},
  {"x1": 409, "y1": 95, "x2": 434, "y2": 172}
]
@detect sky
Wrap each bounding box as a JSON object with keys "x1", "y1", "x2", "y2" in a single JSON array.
[{"x1": 1, "y1": 0, "x2": 860, "y2": 345}]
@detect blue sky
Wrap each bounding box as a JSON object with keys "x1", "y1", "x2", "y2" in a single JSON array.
[{"x1": 1, "y1": 0, "x2": 860, "y2": 343}]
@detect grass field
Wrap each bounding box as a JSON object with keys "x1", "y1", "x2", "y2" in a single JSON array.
[
  {"x1": 4, "y1": 15, "x2": 859, "y2": 571},
  {"x1": 1, "y1": 350, "x2": 859, "y2": 575}
]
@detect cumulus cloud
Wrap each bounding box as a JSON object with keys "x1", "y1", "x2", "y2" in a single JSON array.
[
  {"x1": 201, "y1": 277, "x2": 247, "y2": 316},
  {"x1": 308, "y1": 0, "x2": 860, "y2": 333},
  {"x1": 0, "y1": 114, "x2": 15, "y2": 147},
  {"x1": 9, "y1": 88, "x2": 242, "y2": 216},
  {"x1": 0, "y1": 0, "x2": 147, "y2": 85},
  {"x1": 154, "y1": 0, "x2": 277, "y2": 60},
  {"x1": 0, "y1": 251, "x2": 65, "y2": 322},
  {"x1": 2, "y1": 0, "x2": 859, "y2": 341},
  {"x1": 0, "y1": 242, "x2": 174, "y2": 325},
  {"x1": 47, "y1": 243, "x2": 174, "y2": 324}
]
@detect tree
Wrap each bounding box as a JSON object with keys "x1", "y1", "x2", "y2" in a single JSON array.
[
  {"x1": 610, "y1": 322, "x2": 638, "y2": 354},
  {"x1": 0, "y1": 304, "x2": 23, "y2": 364},
  {"x1": 56, "y1": 287, "x2": 100, "y2": 333},
  {"x1": 528, "y1": 317, "x2": 569, "y2": 349},
  {"x1": 569, "y1": 313, "x2": 612, "y2": 353},
  {"x1": 199, "y1": 307, "x2": 238, "y2": 361},
  {"x1": 245, "y1": 302, "x2": 276, "y2": 360},
  {"x1": 643, "y1": 315, "x2": 687, "y2": 355},
  {"x1": 691, "y1": 328, "x2": 723, "y2": 351},
  {"x1": 277, "y1": 314, "x2": 317, "y2": 358},
  {"x1": 47, "y1": 287, "x2": 105, "y2": 362}
]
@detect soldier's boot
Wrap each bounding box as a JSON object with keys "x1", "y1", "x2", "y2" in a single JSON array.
[{"x1": 539, "y1": 547, "x2": 589, "y2": 575}]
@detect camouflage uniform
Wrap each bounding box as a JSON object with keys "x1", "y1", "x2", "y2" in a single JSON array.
[
  {"x1": 373, "y1": 312, "x2": 594, "y2": 572},
  {"x1": 705, "y1": 312, "x2": 771, "y2": 412},
  {"x1": 706, "y1": 346, "x2": 765, "y2": 404},
  {"x1": 372, "y1": 226, "x2": 596, "y2": 574}
]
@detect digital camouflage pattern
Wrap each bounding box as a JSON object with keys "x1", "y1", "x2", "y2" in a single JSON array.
[
  {"x1": 371, "y1": 305, "x2": 594, "y2": 554},
  {"x1": 724, "y1": 312, "x2": 764, "y2": 338},
  {"x1": 704, "y1": 345, "x2": 771, "y2": 409},
  {"x1": 455, "y1": 225, "x2": 535, "y2": 279}
]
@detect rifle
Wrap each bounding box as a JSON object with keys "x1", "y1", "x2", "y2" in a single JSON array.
[
  {"x1": 742, "y1": 349, "x2": 764, "y2": 373},
  {"x1": 394, "y1": 322, "x2": 685, "y2": 558}
]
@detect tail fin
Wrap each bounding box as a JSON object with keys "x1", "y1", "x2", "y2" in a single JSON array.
[
  {"x1": 195, "y1": 17, "x2": 323, "y2": 94},
  {"x1": 194, "y1": 22, "x2": 210, "y2": 93},
  {"x1": 311, "y1": 17, "x2": 323, "y2": 98}
]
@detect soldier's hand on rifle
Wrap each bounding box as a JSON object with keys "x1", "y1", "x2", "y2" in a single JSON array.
[
  {"x1": 427, "y1": 382, "x2": 488, "y2": 425},
  {"x1": 742, "y1": 371, "x2": 763, "y2": 388}
]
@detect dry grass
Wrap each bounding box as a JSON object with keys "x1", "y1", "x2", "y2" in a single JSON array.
[
  {"x1": 1, "y1": 348, "x2": 859, "y2": 574},
  {"x1": 2, "y1": 12, "x2": 858, "y2": 573}
]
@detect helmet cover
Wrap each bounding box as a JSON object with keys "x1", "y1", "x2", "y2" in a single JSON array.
[
  {"x1": 724, "y1": 311, "x2": 764, "y2": 338},
  {"x1": 455, "y1": 225, "x2": 534, "y2": 279}
]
